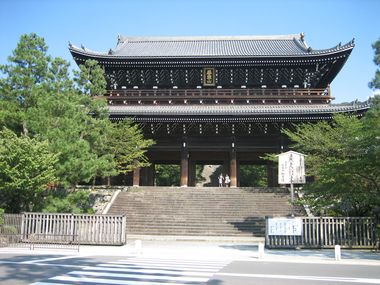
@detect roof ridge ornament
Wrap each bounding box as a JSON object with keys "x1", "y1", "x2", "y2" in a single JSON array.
[{"x1": 300, "y1": 32, "x2": 305, "y2": 42}]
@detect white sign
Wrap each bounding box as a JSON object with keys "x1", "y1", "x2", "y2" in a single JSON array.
[
  {"x1": 267, "y1": 218, "x2": 303, "y2": 236},
  {"x1": 278, "y1": 151, "x2": 306, "y2": 184}
]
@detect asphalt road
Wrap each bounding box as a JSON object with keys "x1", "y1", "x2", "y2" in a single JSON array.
[
  {"x1": 1, "y1": 252, "x2": 379, "y2": 285},
  {"x1": 208, "y1": 260, "x2": 380, "y2": 285},
  {"x1": 0, "y1": 253, "x2": 122, "y2": 285}
]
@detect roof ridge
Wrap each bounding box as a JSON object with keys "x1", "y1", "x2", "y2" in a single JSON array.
[{"x1": 120, "y1": 34, "x2": 301, "y2": 43}]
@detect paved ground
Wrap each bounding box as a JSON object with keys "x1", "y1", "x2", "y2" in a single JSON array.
[{"x1": 0, "y1": 240, "x2": 379, "y2": 285}]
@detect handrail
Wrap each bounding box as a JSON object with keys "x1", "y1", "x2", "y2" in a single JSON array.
[{"x1": 104, "y1": 88, "x2": 330, "y2": 100}]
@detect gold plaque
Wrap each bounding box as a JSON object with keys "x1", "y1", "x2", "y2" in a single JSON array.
[{"x1": 203, "y1": 67, "x2": 215, "y2": 86}]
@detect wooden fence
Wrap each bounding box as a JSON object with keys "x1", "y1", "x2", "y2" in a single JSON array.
[
  {"x1": 1, "y1": 213, "x2": 127, "y2": 247},
  {"x1": 265, "y1": 217, "x2": 377, "y2": 249}
]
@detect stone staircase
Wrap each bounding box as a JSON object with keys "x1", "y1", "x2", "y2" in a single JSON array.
[{"x1": 106, "y1": 187, "x2": 305, "y2": 237}]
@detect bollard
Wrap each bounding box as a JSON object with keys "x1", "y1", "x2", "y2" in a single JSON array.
[
  {"x1": 335, "y1": 245, "x2": 341, "y2": 261},
  {"x1": 258, "y1": 242, "x2": 265, "y2": 259},
  {"x1": 135, "y1": 239, "x2": 142, "y2": 255}
]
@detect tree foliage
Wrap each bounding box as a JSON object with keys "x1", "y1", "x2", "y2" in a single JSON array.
[
  {"x1": 240, "y1": 165, "x2": 268, "y2": 187},
  {"x1": 42, "y1": 189, "x2": 94, "y2": 214},
  {"x1": 283, "y1": 100, "x2": 380, "y2": 217},
  {"x1": 0, "y1": 33, "x2": 154, "y2": 212},
  {"x1": 109, "y1": 120, "x2": 154, "y2": 174},
  {"x1": 0, "y1": 33, "x2": 118, "y2": 187},
  {"x1": 369, "y1": 39, "x2": 380, "y2": 90},
  {"x1": 155, "y1": 164, "x2": 180, "y2": 186},
  {"x1": 0, "y1": 128, "x2": 58, "y2": 213}
]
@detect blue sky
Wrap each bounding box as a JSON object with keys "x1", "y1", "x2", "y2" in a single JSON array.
[{"x1": 1, "y1": 0, "x2": 379, "y2": 103}]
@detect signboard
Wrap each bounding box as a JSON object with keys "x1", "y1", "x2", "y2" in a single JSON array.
[
  {"x1": 278, "y1": 151, "x2": 306, "y2": 184},
  {"x1": 203, "y1": 67, "x2": 215, "y2": 86},
  {"x1": 267, "y1": 218, "x2": 303, "y2": 236}
]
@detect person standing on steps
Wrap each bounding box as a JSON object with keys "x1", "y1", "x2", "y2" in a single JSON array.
[
  {"x1": 218, "y1": 174, "x2": 224, "y2": 187},
  {"x1": 225, "y1": 174, "x2": 230, "y2": 187}
]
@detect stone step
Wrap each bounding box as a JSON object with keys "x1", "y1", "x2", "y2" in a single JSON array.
[
  {"x1": 107, "y1": 186, "x2": 304, "y2": 237},
  {"x1": 127, "y1": 228, "x2": 263, "y2": 235}
]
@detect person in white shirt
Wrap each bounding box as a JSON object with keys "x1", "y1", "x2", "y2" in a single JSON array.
[
  {"x1": 225, "y1": 174, "x2": 231, "y2": 187},
  {"x1": 218, "y1": 174, "x2": 224, "y2": 187}
]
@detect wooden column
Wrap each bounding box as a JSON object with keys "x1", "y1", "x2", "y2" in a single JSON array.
[
  {"x1": 180, "y1": 143, "x2": 189, "y2": 187},
  {"x1": 146, "y1": 164, "x2": 155, "y2": 186},
  {"x1": 267, "y1": 163, "x2": 278, "y2": 187},
  {"x1": 140, "y1": 168, "x2": 147, "y2": 186},
  {"x1": 133, "y1": 167, "x2": 140, "y2": 187},
  {"x1": 222, "y1": 160, "x2": 229, "y2": 177},
  {"x1": 230, "y1": 150, "x2": 237, "y2": 187},
  {"x1": 188, "y1": 159, "x2": 196, "y2": 187}
]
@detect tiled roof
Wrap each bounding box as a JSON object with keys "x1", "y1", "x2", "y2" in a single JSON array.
[
  {"x1": 109, "y1": 103, "x2": 369, "y2": 117},
  {"x1": 70, "y1": 34, "x2": 354, "y2": 59}
]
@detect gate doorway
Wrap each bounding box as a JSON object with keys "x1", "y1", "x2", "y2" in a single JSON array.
[
  {"x1": 239, "y1": 164, "x2": 268, "y2": 187},
  {"x1": 155, "y1": 164, "x2": 180, "y2": 186},
  {"x1": 195, "y1": 164, "x2": 224, "y2": 187}
]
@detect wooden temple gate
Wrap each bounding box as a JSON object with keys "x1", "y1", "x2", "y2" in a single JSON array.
[
  {"x1": 69, "y1": 33, "x2": 369, "y2": 188},
  {"x1": 132, "y1": 149, "x2": 278, "y2": 187}
]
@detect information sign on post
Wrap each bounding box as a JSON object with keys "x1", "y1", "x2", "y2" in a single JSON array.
[
  {"x1": 267, "y1": 218, "x2": 302, "y2": 236},
  {"x1": 277, "y1": 151, "x2": 306, "y2": 214},
  {"x1": 278, "y1": 151, "x2": 306, "y2": 184},
  {"x1": 267, "y1": 218, "x2": 303, "y2": 236}
]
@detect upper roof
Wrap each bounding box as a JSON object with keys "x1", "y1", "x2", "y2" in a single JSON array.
[{"x1": 69, "y1": 33, "x2": 354, "y2": 59}]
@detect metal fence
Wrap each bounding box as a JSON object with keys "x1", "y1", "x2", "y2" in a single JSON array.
[
  {"x1": 0, "y1": 212, "x2": 127, "y2": 249},
  {"x1": 265, "y1": 217, "x2": 377, "y2": 249}
]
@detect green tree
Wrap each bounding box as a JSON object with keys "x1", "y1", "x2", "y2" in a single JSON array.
[
  {"x1": 0, "y1": 33, "x2": 117, "y2": 187},
  {"x1": 0, "y1": 128, "x2": 58, "y2": 213},
  {"x1": 240, "y1": 165, "x2": 268, "y2": 187},
  {"x1": 109, "y1": 119, "x2": 154, "y2": 174},
  {"x1": 369, "y1": 39, "x2": 380, "y2": 90},
  {"x1": 1, "y1": 32, "x2": 155, "y2": 194},
  {"x1": 283, "y1": 104, "x2": 380, "y2": 217},
  {"x1": 155, "y1": 164, "x2": 180, "y2": 186},
  {"x1": 42, "y1": 189, "x2": 94, "y2": 214},
  {"x1": 73, "y1": 59, "x2": 107, "y2": 96}
]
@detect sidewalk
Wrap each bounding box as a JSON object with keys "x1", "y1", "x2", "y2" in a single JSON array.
[{"x1": 2, "y1": 238, "x2": 378, "y2": 266}]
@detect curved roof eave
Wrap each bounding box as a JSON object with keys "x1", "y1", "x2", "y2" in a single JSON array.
[
  {"x1": 69, "y1": 44, "x2": 354, "y2": 61},
  {"x1": 107, "y1": 103, "x2": 370, "y2": 117}
]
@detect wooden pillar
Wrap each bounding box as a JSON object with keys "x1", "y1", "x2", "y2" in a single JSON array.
[
  {"x1": 133, "y1": 167, "x2": 140, "y2": 187},
  {"x1": 180, "y1": 142, "x2": 189, "y2": 187},
  {"x1": 222, "y1": 160, "x2": 229, "y2": 177},
  {"x1": 188, "y1": 159, "x2": 196, "y2": 187},
  {"x1": 267, "y1": 163, "x2": 278, "y2": 187},
  {"x1": 146, "y1": 164, "x2": 155, "y2": 186},
  {"x1": 230, "y1": 149, "x2": 237, "y2": 188},
  {"x1": 140, "y1": 168, "x2": 147, "y2": 186}
]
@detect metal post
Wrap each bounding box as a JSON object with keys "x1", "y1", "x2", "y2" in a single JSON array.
[
  {"x1": 258, "y1": 242, "x2": 265, "y2": 259},
  {"x1": 335, "y1": 245, "x2": 341, "y2": 261},
  {"x1": 290, "y1": 183, "x2": 294, "y2": 217}
]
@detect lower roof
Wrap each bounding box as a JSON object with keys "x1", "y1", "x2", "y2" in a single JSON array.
[{"x1": 109, "y1": 103, "x2": 370, "y2": 117}]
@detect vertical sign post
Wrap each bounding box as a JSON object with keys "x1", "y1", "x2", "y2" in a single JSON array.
[{"x1": 277, "y1": 151, "x2": 306, "y2": 215}]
